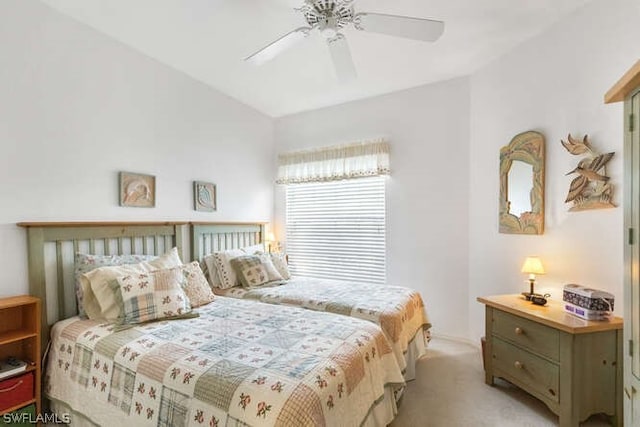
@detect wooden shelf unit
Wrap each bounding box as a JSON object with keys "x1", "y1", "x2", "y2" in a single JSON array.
[{"x1": 0, "y1": 296, "x2": 41, "y2": 417}]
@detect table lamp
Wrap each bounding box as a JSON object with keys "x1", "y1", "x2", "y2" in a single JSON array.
[
  {"x1": 266, "y1": 232, "x2": 276, "y2": 253},
  {"x1": 521, "y1": 256, "x2": 545, "y2": 300}
]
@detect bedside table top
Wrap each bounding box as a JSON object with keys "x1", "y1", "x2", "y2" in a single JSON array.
[{"x1": 477, "y1": 294, "x2": 622, "y2": 334}]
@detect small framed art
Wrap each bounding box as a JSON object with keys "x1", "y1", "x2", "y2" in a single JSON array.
[
  {"x1": 119, "y1": 172, "x2": 155, "y2": 208},
  {"x1": 194, "y1": 181, "x2": 216, "y2": 212}
]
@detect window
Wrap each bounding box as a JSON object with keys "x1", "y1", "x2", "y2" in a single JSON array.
[{"x1": 285, "y1": 176, "x2": 386, "y2": 284}]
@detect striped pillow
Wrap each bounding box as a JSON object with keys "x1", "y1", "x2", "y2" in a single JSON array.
[{"x1": 208, "y1": 249, "x2": 245, "y2": 289}]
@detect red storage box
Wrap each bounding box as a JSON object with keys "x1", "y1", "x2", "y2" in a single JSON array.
[{"x1": 0, "y1": 372, "x2": 33, "y2": 413}]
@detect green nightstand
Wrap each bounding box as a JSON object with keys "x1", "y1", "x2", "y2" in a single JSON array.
[{"x1": 478, "y1": 294, "x2": 622, "y2": 427}]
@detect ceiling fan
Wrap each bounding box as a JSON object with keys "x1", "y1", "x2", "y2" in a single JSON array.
[{"x1": 244, "y1": 0, "x2": 445, "y2": 82}]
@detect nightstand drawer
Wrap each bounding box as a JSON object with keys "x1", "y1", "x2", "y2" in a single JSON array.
[
  {"x1": 493, "y1": 309, "x2": 559, "y2": 360},
  {"x1": 493, "y1": 337, "x2": 559, "y2": 403}
]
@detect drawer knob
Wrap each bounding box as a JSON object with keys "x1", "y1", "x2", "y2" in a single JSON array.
[
  {"x1": 514, "y1": 361, "x2": 524, "y2": 369},
  {"x1": 514, "y1": 327, "x2": 524, "y2": 335}
]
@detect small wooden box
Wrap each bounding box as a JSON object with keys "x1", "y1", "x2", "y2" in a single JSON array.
[{"x1": 0, "y1": 373, "x2": 33, "y2": 413}]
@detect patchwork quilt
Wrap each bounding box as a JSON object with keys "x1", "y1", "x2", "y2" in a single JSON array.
[
  {"x1": 46, "y1": 297, "x2": 404, "y2": 427},
  {"x1": 214, "y1": 277, "x2": 431, "y2": 373}
]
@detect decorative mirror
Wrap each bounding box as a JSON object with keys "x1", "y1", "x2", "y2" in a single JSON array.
[{"x1": 499, "y1": 131, "x2": 545, "y2": 234}]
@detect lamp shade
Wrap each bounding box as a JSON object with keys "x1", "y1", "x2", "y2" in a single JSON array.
[
  {"x1": 266, "y1": 232, "x2": 276, "y2": 242},
  {"x1": 521, "y1": 257, "x2": 545, "y2": 275}
]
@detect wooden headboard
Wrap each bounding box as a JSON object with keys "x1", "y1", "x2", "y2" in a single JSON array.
[
  {"x1": 190, "y1": 222, "x2": 266, "y2": 262},
  {"x1": 18, "y1": 222, "x2": 187, "y2": 354}
]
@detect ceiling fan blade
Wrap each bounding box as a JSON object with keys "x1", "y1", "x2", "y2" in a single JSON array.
[
  {"x1": 245, "y1": 27, "x2": 311, "y2": 65},
  {"x1": 327, "y1": 34, "x2": 357, "y2": 82},
  {"x1": 355, "y1": 12, "x2": 444, "y2": 42}
]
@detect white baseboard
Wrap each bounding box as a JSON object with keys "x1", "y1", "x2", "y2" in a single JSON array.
[{"x1": 430, "y1": 332, "x2": 481, "y2": 349}]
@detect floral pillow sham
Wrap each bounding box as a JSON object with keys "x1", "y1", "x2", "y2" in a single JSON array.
[
  {"x1": 180, "y1": 261, "x2": 215, "y2": 307},
  {"x1": 229, "y1": 255, "x2": 284, "y2": 288},
  {"x1": 79, "y1": 248, "x2": 183, "y2": 321},
  {"x1": 74, "y1": 253, "x2": 158, "y2": 318},
  {"x1": 110, "y1": 266, "x2": 197, "y2": 329}
]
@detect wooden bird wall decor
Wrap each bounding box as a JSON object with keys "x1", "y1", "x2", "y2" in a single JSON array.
[{"x1": 561, "y1": 134, "x2": 615, "y2": 212}]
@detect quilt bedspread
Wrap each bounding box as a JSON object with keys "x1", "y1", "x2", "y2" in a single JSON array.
[
  {"x1": 45, "y1": 297, "x2": 404, "y2": 427},
  {"x1": 214, "y1": 277, "x2": 431, "y2": 373}
]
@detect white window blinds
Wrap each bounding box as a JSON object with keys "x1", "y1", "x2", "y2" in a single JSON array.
[{"x1": 285, "y1": 176, "x2": 386, "y2": 284}]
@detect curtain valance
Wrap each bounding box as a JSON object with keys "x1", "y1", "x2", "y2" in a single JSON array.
[{"x1": 276, "y1": 139, "x2": 390, "y2": 184}]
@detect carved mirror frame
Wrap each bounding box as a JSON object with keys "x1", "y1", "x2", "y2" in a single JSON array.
[{"x1": 499, "y1": 131, "x2": 545, "y2": 234}]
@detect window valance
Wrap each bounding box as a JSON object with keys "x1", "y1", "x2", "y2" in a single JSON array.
[{"x1": 276, "y1": 139, "x2": 390, "y2": 184}]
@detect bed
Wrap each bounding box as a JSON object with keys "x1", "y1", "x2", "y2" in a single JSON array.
[
  {"x1": 191, "y1": 223, "x2": 431, "y2": 380},
  {"x1": 21, "y1": 222, "x2": 404, "y2": 426}
]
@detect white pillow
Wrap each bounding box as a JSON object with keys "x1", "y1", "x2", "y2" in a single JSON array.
[
  {"x1": 81, "y1": 247, "x2": 182, "y2": 320},
  {"x1": 241, "y1": 243, "x2": 266, "y2": 255},
  {"x1": 268, "y1": 252, "x2": 291, "y2": 280},
  {"x1": 257, "y1": 254, "x2": 284, "y2": 282},
  {"x1": 205, "y1": 249, "x2": 244, "y2": 289}
]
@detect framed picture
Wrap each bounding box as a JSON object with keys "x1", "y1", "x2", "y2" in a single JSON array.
[
  {"x1": 194, "y1": 181, "x2": 217, "y2": 212},
  {"x1": 119, "y1": 172, "x2": 155, "y2": 208}
]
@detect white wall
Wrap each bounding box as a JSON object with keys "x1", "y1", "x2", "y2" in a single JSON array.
[
  {"x1": 275, "y1": 78, "x2": 471, "y2": 339},
  {"x1": 0, "y1": 0, "x2": 274, "y2": 298},
  {"x1": 468, "y1": 0, "x2": 640, "y2": 341},
  {"x1": 2, "y1": 0, "x2": 637, "y2": 342}
]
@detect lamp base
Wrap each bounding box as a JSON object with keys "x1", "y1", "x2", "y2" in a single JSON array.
[{"x1": 522, "y1": 291, "x2": 546, "y2": 303}]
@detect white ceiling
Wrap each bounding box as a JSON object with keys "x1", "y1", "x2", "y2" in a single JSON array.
[{"x1": 39, "y1": 0, "x2": 592, "y2": 117}]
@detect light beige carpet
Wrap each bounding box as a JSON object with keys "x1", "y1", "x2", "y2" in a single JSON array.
[{"x1": 390, "y1": 338, "x2": 612, "y2": 427}]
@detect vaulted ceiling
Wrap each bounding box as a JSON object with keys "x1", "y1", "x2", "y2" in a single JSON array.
[{"x1": 40, "y1": 0, "x2": 592, "y2": 117}]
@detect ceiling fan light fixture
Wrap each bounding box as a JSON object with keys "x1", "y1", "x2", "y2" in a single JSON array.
[
  {"x1": 321, "y1": 27, "x2": 337, "y2": 39},
  {"x1": 301, "y1": 0, "x2": 354, "y2": 30},
  {"x1": 319, "y1": 16, "x2": 338, "y2": 39}
]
